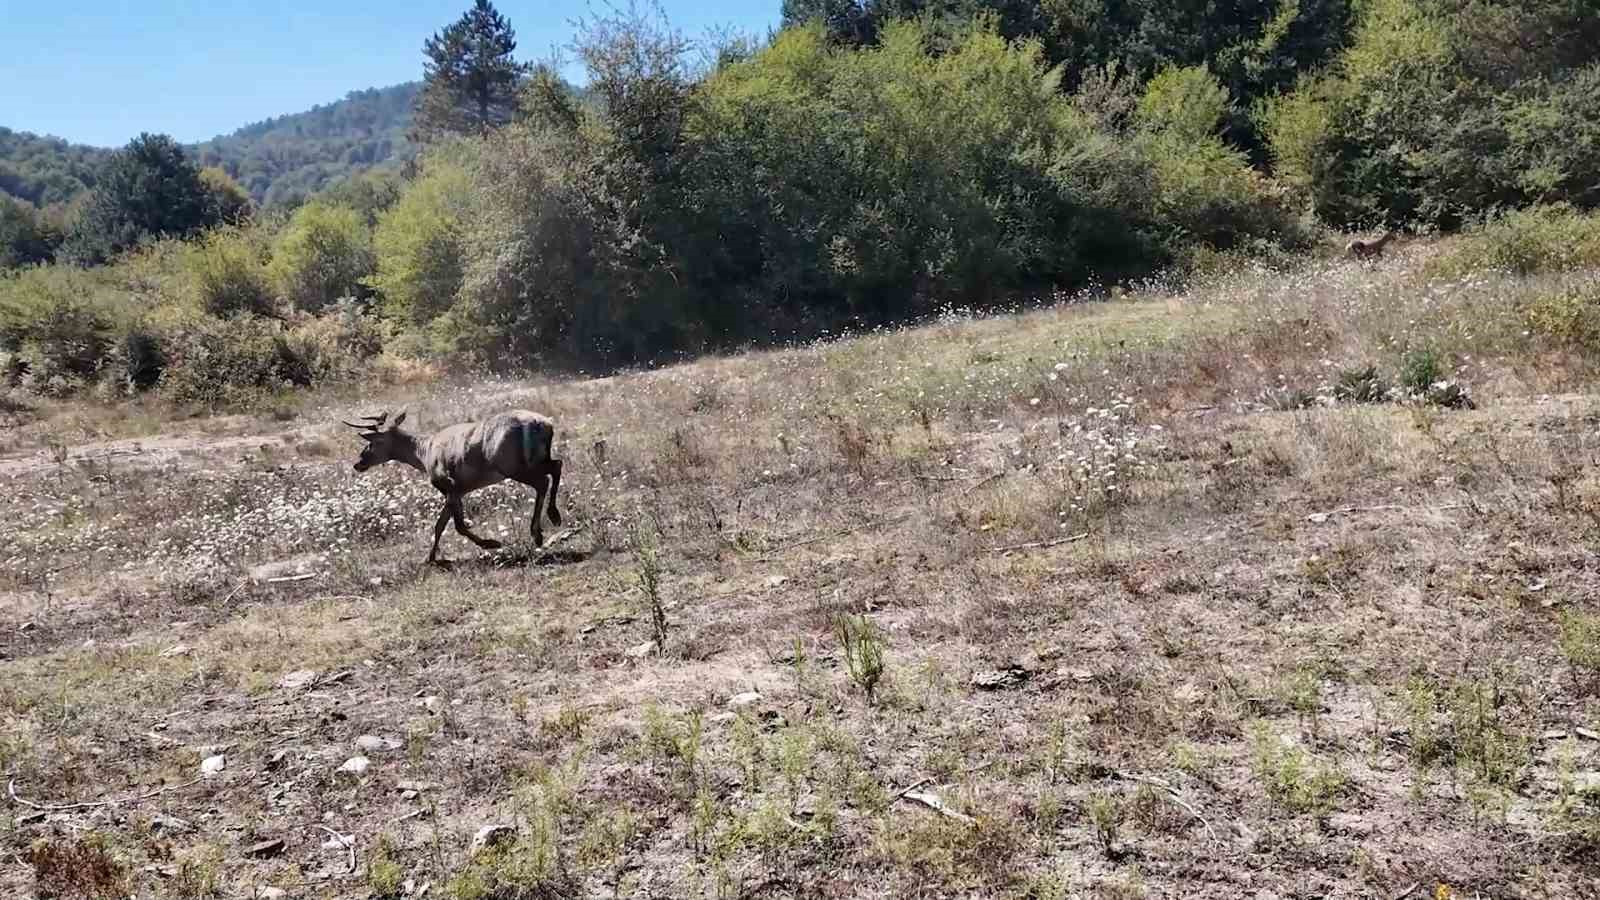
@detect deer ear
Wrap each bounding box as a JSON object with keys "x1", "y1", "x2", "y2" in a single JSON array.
[{"x1": 390, "y1": 410, "x2": 407, "y2": 429}]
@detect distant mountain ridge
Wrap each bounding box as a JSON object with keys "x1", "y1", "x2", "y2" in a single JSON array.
[{"x1": 1, "y1": 82, "x2": 420, "y2": 210}]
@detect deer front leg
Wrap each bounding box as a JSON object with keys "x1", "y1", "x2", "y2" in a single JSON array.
[{"x1": 449, "y1": 497, "x2": 503, "y2": 551}]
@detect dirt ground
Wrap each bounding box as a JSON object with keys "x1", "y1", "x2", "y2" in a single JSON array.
[{"x1": 3, "y1": 250, "x2": 1599, "y2": 899}]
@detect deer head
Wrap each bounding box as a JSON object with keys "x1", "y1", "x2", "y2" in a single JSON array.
[{"x1": 343, "y1": 410, "x2": 410, "y2": 472}]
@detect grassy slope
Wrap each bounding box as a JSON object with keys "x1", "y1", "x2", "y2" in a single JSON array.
[{"x1": 3, "y1": 243, "x2": 1600, "y2": 898}]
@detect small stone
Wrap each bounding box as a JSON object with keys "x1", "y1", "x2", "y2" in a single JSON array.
[
  {"x1": 337, "y1": 756, "x2": 371, "y2": 776},
  {"x1": 277, "y1": 669, "x2": 317, "y2": 690},
  {"x1": 1576, "y1": 727, "x2": 1600, "y2": 742},
  {"x1": 355, "y1": 735, "x2": 399, "y2": 753},
  {"x1": 765, "y1": 575, "x2": 789, "y2": 588},
  {"x1": 470, "y1": 824, "x2": 516, "y2": 858},
  {"x1": 245, "y1": 838, "x2": 285, "y2": 859},
  {"x1": 1306, "y1": 513, "x2": 1330, "y2": 524},
  {"x1": 17, "y1": 622, "x2": 34, "y2": 633},
  {"x1": 1543, "y1": 729, "x2": 1569, "y2": 741},
  {"x1": 971, "y1": 667, "x2": 1029, "y2": 691},
  {"x1": 727, "y1": 691, "x2": 763, "y2": 709},
  {"x1": 200, "y1": 755, "x2": 226, "y2": 776},
  {"x1": 259, "y1": 889, "x2": 288, "y2": 900},
  {"x1": 401, "y1": 790, "x2": 418, "y2": 801},
  {"x1": 625, "y1": 642, "x2": 656, "y2": 659},
  {"x1": 149, "y1": 814, "x2": 194, "y2": 834},
  {"x1": 1325, "y1": 813, "x2": 1373, "y2": 837},
  {"x1": 19, "y1": 811, "x2": 45, "y2": 826},
  {"x1": 396, "y1": 780, "x2": 441, "y2": 793}
]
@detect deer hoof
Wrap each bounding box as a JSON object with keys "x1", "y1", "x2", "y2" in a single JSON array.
[
  {"x1": 532, "y1": 531, "x2": 545, "y2": 548},
  {"x1": 480, "y1": 539, "x2": 504, "y2": 550}
]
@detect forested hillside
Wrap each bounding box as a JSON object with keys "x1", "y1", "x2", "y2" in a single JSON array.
[
  {"x1": 0, "y1": 83, "x2": 418, "y2": 211},
  {"x1": 192, "y1": 83, "x2": 420, "y2": 207},
  {"x1": 0, "y1": 128, "x2": 113, "y2": 209}
]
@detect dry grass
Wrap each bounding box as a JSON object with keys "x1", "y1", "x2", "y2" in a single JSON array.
[{"x1": 4, "y1": 241, "x2": 1600, "y2": 897}]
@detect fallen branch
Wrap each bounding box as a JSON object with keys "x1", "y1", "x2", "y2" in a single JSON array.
[
  {"x1": 889, "y1": 778, "x2": 933, "y2": 802},
  {"x1": 898, "y1": 788, "x2": 975, "y2": 823},
  {"x1": 266, "y1": 573, "x2": 318, "y2": 584},
  {"x1": 984, "y1": 532, "x2": 1090, "y2": 554},
  {"x1": 8, "y1": 776, "x2": 204, "y2": 812},
  {"x1": 316, "y1": 824, "x2": 357, "y2": 874},
  {"x1": 1114, "y1": 771, "x2": 1218, "y2": 843},
  {"x1": 1389, "y1": 882, "x2": 1420, "y2": 900},
  {"x1": 1307, "y1": 503, "x2": 1465, "y2": 521}
]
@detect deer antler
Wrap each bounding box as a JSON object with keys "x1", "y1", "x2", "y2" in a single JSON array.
[{"x1": 341, "y1": 412, "x2": 388, "y2": 431}]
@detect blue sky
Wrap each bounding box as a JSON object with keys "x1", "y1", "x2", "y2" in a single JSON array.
[{"x1": 0, "y1": 1, "x2": 781, "y2": 148}]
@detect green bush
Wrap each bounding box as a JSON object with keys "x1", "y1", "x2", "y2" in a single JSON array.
[
  {"x1": 267, "y1": 200, "x2": 374, "y2": 312},
  {"x1": 157, "y1": 314, "x2": 291, "y2": 407},
  {"x1": 369, "y1": 158, "x2": 471, "y2": 328},
  {"x1": 1525, "y1": 284, "x2": 1600, "y2": 351},
  {"x1": 1429, "y1": 207, "x2": 1600, "y2": 278},
  {"x1": 184, "y1": 226, "x2": 274, "y2": 318},
  {"x1": 0, "y1": 265, "x2": 122, "y2": 392}
]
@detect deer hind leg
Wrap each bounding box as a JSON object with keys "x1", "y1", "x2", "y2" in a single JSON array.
[
  {"x1": 428, "y1": 502, "x2": 453, "y2": 564},
  {"x1": 509, "y1": 472, "x2": 549, "y2": 546},
  {"x1": 545, "y1": 458, "x2": 562, "y2": 527},
  {"x1": 449, "y1": 497, "x2": 503, "y2": 551}
]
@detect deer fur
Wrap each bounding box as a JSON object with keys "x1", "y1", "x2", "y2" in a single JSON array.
[
  {"x1": 344, "y1": 409, "x2": 563, "y2": 564},
  {"x1": 1346, "y1": 229, "x2": 1398, "y2": 261}
]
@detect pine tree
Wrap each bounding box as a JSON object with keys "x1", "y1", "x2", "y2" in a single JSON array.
[{"x1": 412, "y1": 0, "x2": 528, "y2": 142}]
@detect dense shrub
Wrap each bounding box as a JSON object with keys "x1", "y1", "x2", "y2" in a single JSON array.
[
  {"x1": 1426, "y1": 207, "x2": 1600, "y2": 278},
  {"x1": 369, "y1": 156, "x2": 472, "y2": 328},
  {"x1": 0, "y1": 266, "x2": 122, "y2": 393},
  {"x1": 266, "y1": 200, "x2": 374, "y2": 312},
  {"x1": 184, "y1": 226, "x2": 275, "y2": 318}
]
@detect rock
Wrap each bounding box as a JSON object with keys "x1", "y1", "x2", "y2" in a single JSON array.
[
  {"x1": 1325, "y1": 813, "x2": 1373, "y2": 837},
  {"x1": 337, "y1": 756, "x2": 371, "y2": 776},
  {"x1": 625, "y1": 642, "x2": 657, "y2": 659},
  {"x1": 765, "y1": 575, "x2": 789, "y2": 588},
  {"x1": 159, "y1": 644, "x2": 192, "y2": 658},
  {"x1": 277, "y1": 669, "x2": 318, "y2": 690},
  {"x1": 355, "y1": 735, "x2": 400, "y2": 753},
  {"x1": 17, "y1": 621, "x2": 34, "y2": 633},
  {"x1": 149, "y1": 813, "x2": 194, "y2": 834},
  {"x1": 708, "y1": 712, "x2": 736, "y2": 725},
  {"x1": 470, "y1": 824, "x2": 516, "y2": 858},
  {"x1": 259, "y1": 889, "x2": 288, "y2": 900},
  {"x1": 420, "y1": 695, "x2": 442, "y2": 711},
  {"x1": 727, "y1": 691, "x2": 763, "y2": 709},
  {"x1": 396, "y1": 780, "x2": 441, "y2": 793},
  {"x1": 1306, "y1": 512, "x2": 1331, "y2": 524},
  {"x1": 971, "y1": 667, "x2": 1029, "y2": 691},
  {"x1": 18, "y1": 811, "x2": 45, "y2": 826},
  {"x1": 200, "y1": 755, "x2": 226, "y2": 776},
  {"x1": 401, "y1": 790, "x2": 419, "y2": 801},
  {"x1": 1577, "y1": 727, "x2": 1600, "y2": 742},
  {"x1": 244, "y1": 838, "x2": 285, "y2": 859}
]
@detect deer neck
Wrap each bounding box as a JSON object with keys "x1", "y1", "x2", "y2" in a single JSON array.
[
  {"x1": 391, "y1": 429, "x2": 429, "y2": 473},
  {"x1": 1374, "y1": 231, "x2": 1396, "y2": 248}
]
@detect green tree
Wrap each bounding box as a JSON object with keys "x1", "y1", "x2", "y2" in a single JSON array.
[
  {"x1": 267, "y1": 201, "x2": 375, "y2": 312},
  {"x1": 60, "y1": 133, "x2": 218, "y2": 265},
  {"x1": 412, "y1": 0, "x2": 529, "y2": 141},
  {"x1": 199, "y1": 167, "x2": 254, "y2": 224},
  {"x1": 369, "y1": 159, "x2": 472, "y2": 327},
  {"x1": 0, "y1": 195, "x2": 62, "y2": 269}
]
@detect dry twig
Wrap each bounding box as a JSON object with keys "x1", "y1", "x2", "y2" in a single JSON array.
[
  {"x1": 984, "y1": 532, "x2": 1090, "y2": 554},
  {"x1": 8, "y1": 776, "x2": 204, "y2": 812},
  {"x1": 316, "y1": 824, "x2": 357, "y2": 873}
]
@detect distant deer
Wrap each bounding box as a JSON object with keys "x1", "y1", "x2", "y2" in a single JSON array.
[
  {"x1": 343, "y1": 409, "x2": 563, "y2": 564},
  {"x1": 1346, "y1": 228, "x2": 1399, "y2": 261}
]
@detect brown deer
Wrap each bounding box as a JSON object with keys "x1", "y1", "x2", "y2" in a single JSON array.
[
  {"x1": 343, "y1": 409, "x2": 563, "y2": 564},
  {"x1": 1346, "y1": 229, "x2": 1399, "y2": 261}
]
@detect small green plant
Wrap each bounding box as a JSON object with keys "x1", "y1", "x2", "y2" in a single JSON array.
[
  {"x1": 1399, "y1": 348, "x2": 1444, "y2": 395},
  {"x1": 835, "y1": 614, "x2": 887, "y2": 704},
  {"x1": 1559, "y1": 610, "x2": 1600, "y2": 673},
  {"x1": 367, "y1": 836, "x2": 405, "y2": 897},
  {"x1": 1086, "y1": 790, "x2": 1121, "y2": 859},
  {"x1": 1334, "y1": 364, "x2": 1390, "y2": 404},
  {"x1": 627, "y1": 511, "x2": 667, "y2": 654},
  {"x1": 1251, "y1": 725, "x2": 1347, "y2": 814}
]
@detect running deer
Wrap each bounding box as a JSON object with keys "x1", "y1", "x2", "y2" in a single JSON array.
[
  {"x1": 343, "y1": 409, "x2": 563, "y2": 564},
  {"x1": 1346, "y1": 229, "x2": 1398, "y2": 261}
]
